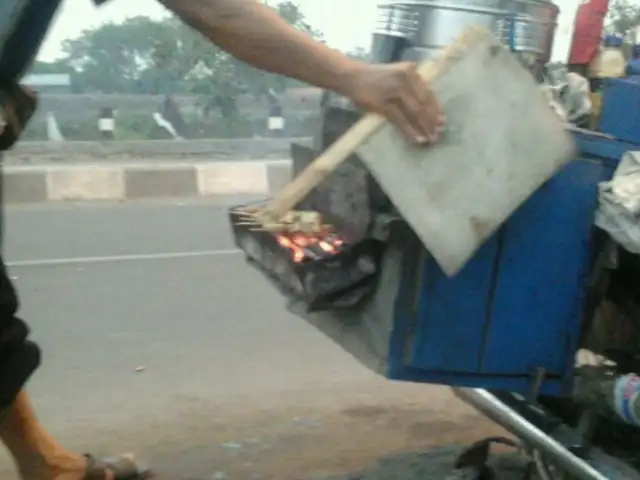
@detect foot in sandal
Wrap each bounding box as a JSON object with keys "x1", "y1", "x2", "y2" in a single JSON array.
[{"x1": 79, "y1": 454, "x2": 153, "y2": 480}]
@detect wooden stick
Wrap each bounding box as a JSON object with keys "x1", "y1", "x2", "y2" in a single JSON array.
[{"x1": 262, "y1": 26, "x2": 493, "y2": 221}]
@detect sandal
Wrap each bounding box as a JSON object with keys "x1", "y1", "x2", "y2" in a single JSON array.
[{"x1": 83, "y1": 454, "x2": 154, "y2": 480}]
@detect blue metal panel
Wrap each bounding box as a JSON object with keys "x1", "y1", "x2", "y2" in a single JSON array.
[
  {"x1": 408, "y1": 237, "x2": 498, "y2": 372},
  {"x1": 386, "y1": 157, "x2": 613, "y2": 396},
  {"x1": 600, "y1": 78, "x2": 640, "y2": 145},
  {"x1": 573, "y1": 132, "x2": 635, "y2": 165},
  {"x1": 480, "y1": 160, "x2": 606, "y2": 377}
]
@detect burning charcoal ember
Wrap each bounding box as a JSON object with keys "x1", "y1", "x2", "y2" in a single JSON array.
[{"x1": 229, "y1": 201, "x2": 382, "y2": 312}]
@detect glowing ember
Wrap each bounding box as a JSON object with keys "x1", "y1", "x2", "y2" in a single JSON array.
[
  {"x1": 275, "y1": 233, "x2": 344, "y2": 263},
  {"x1": 275, "y1": 235, "x2": 306, "y2": 263}
]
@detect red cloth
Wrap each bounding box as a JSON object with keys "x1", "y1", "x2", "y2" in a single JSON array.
[{"x1": 568, "y1": 0, "x2": 611, "y2": 65}]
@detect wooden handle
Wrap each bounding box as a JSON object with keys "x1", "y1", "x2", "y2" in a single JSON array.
[
  {"x1": 264, "y1": 113, "x2": 386, "y2": 219},
  {"x1": 263, "y1": 26, "x2": 492, "y2": 221}
]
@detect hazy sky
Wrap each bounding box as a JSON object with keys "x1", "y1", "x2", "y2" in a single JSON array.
[
  {"x1": 39, "y1": 0, "x2": 377, "y2": 60},
  {"x1": 39, "y1": 0, "x2": 626, "y2": 63}
]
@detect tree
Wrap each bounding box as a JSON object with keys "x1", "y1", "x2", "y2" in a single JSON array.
[
  {"x1": 59, "y1": 0, "x2": 323, "y2": 103},
  {"x1": 184, "y1": 0, "x2": 325, "y2": 106},
  {"x1": 273, "y1": 1, "x2": 323, "y2": 40},
  {"x1": 346, "y1": 47, "x2": 371, "y2": 62},
  {"x1": 61, "y1": 16, "x2": 188, "y2": 93},
  {"x1": 607, "y1": 0, "x2": 640, "y2": 38}
]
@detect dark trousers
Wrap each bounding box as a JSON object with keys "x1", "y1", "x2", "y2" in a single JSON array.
[{"x1": 0, "y1": 166, "x2": 40, "y2": 410}]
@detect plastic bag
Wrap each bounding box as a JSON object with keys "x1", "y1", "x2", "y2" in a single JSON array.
[{"x1": 595, "y1": 151, "x2": 640, "y2": 254}]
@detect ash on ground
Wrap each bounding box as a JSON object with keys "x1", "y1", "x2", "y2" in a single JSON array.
[{"x1": 315, "y1": 447, "x2": 529, "y2": 480}]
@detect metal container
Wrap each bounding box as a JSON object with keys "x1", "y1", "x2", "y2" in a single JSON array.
[{"x1": 371, "y1": 0, "x2": 559, "y2": 72}]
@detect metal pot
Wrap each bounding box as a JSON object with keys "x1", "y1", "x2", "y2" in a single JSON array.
[{"x1": 371, "y1": 0, "x2": 559, "y2": 74}]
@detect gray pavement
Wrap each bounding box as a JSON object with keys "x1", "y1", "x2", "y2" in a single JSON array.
[{"x1": 0, "y1": 200, "x2": 500, "y2": 479}]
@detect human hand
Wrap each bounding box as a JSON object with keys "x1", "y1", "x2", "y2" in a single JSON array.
[{"x1": 341, "y1": 62, "x2": 445, "y2": 145}]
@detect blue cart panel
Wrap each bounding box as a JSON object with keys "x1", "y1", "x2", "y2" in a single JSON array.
[{"x1": 385, "y1": 153, "x2": 614, "y2": 397}]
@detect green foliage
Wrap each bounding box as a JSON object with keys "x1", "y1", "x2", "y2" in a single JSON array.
[
  {"x1": 41, "y1": 0, "x2": 323, "y2": 101},
  {"x1": 23, "y1": 1, "x2": 364, "y2": 140},
  {"x1": 114, "y1": 112, "x2": 164, "y2": 140},
  {"x1": 346, "y1": 47, "x2": 371, "y2": 62},
  {"x1": 607, "y1": 0, "x2": 640, "y2": 38}
]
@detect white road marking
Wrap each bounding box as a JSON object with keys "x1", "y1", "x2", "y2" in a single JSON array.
[{"x1": 6, "y1": 249, "x2": 241, "y2": 267}]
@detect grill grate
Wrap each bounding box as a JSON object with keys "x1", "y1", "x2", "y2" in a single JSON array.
[{"x1": 229, "y1": 201, "x2": 383, "y2": 312}]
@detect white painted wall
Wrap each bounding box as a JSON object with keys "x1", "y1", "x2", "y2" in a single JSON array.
[{"x1": 551, "y1": 0, "x2": 585, "y2": 63}]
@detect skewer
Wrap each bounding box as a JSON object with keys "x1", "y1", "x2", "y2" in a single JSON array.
[{"x1": 232, "y1": 206, "x2": 331, "y2": 235}]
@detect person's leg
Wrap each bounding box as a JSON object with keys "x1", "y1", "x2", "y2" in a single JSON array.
[
  {"x1": 0, "y1": 148, "x2": 150, "y2": 479},
  {"x1": 0, "y1": 255, "x2": 88, "y2": 480},
  {"x1": 0, "y1": 390, "x2": 92, "y2": 480},
  {"x1": 0, "y1": 263, "x2": 149, "y2": 479},
  {"x1": 0, "y1": 392, "x2": 150, "y2": 480},
  {"x1": 0, "y1": 309, "x2": 151, "y2": 480},
  {"x1": 0, "y1": 281, "x2": 152, "y2": 480}
]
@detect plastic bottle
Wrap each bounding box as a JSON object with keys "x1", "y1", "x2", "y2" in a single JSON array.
[
  {"x1": 575, "y1": 369, "x2": 640, "y2": 427},
  {"x1": 591, "y1": 34, "x2": 627, "y2": 78},
  {"x1": 589, "y1": 34, "x2": 627, "y2": 79},
  {"x1": 610, "y1": 373, "x2": 640, "y2": 426}
]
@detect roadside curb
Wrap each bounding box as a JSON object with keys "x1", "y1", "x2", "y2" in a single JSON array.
[
  {"x1": 9, "y1": 137, "x2": 312, "y2": 158},
  {"x1": 3, "y1": 160, "x2": 293, "y2": 204}
]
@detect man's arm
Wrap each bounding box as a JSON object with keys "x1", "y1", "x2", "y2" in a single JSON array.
[
  {"x1": 158, "y1": 0, "x2": 444, "y2": 143},
  {"x1": 158, "y1": 0, "x2": 362, "y2": 97}
]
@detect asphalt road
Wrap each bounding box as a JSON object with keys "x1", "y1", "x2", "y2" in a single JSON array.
[{"x1": 0, "y1": 200, "x2": 500, "y2": 480}]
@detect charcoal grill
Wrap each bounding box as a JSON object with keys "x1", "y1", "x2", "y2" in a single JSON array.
[{"x1": 229, "y1": 201, "x2": 383, "y2": 312}]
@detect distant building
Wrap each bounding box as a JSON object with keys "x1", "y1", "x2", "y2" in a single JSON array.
[{"x1": 22, "y1": 74, "x2": 72, "y2": 94}]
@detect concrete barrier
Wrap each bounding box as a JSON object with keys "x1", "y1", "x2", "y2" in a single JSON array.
[
  {"x1": 3, "y1": 160, "x2": 294, "y2": 204},
  {"x1": 9, "y1": 137, "x2": 312, "y2": 159}
]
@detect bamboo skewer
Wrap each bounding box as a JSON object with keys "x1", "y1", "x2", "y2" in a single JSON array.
[{"x1": 230, "y1": 208, "x2": 332, "y2": 235}]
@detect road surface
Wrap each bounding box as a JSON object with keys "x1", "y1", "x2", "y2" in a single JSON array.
[{"x1": 0, "y1": 200, "x2": 500, "y2": 479}]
